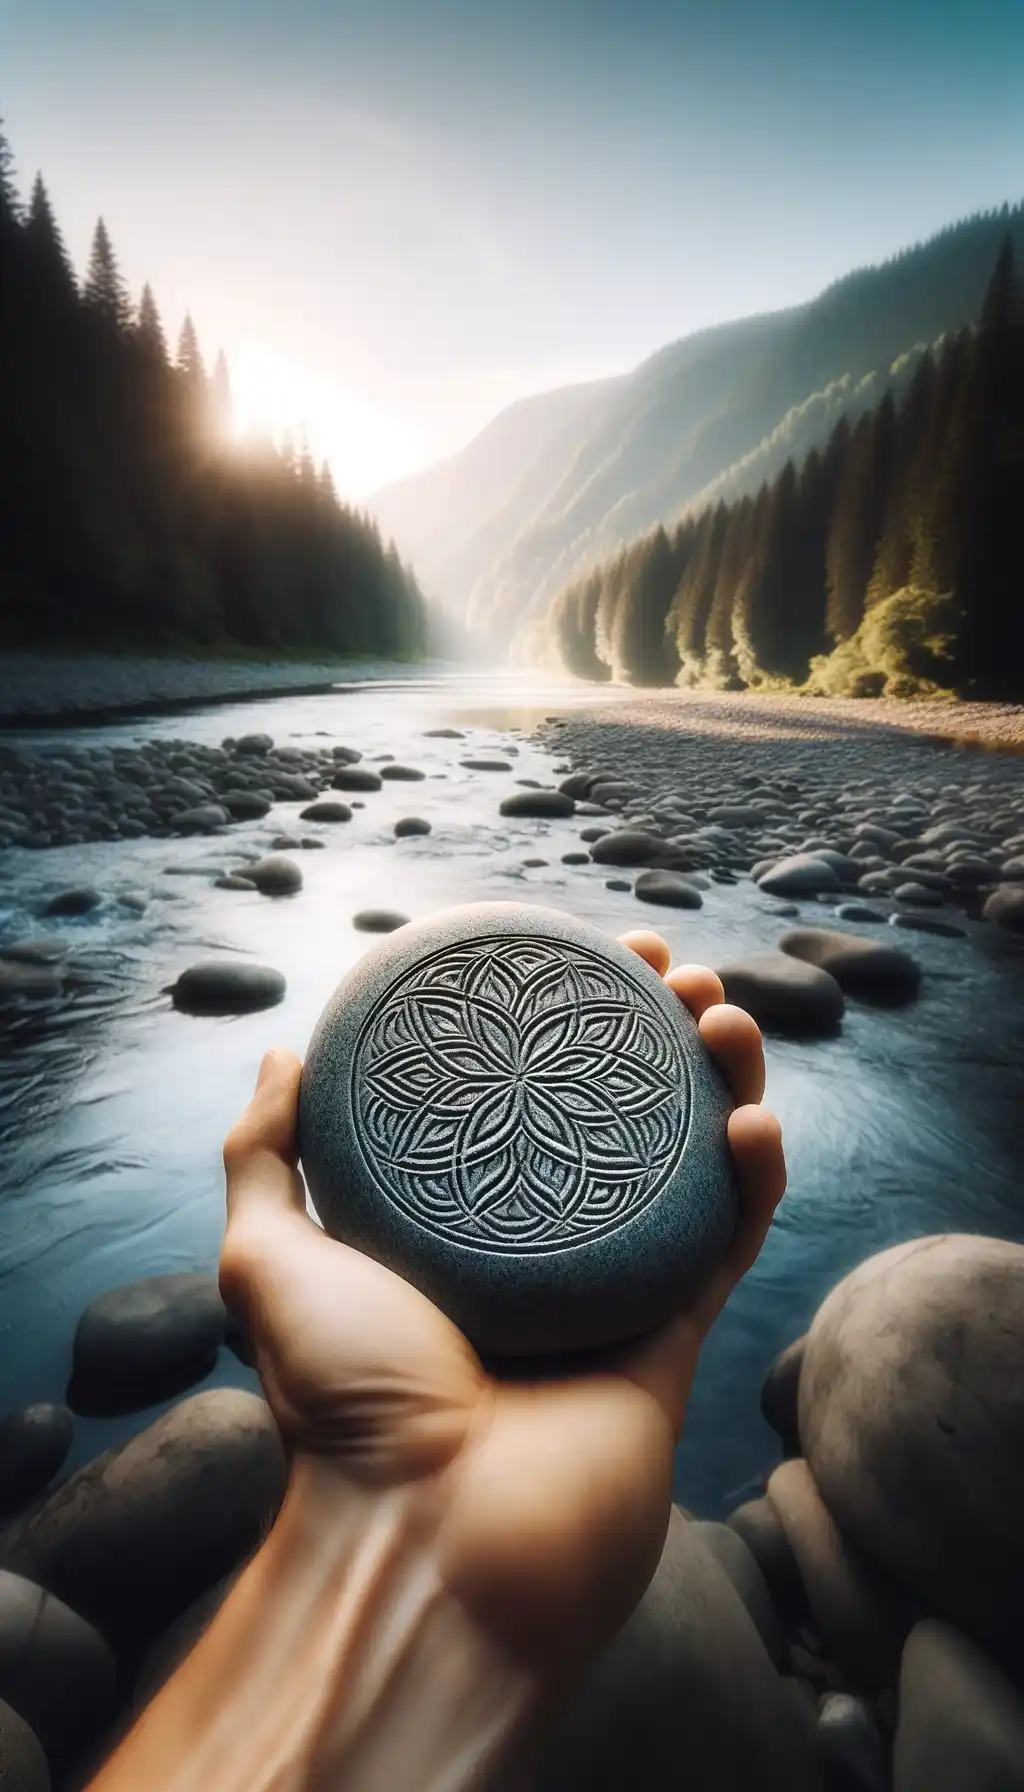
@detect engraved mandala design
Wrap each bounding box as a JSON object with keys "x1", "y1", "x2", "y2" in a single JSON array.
[{"x1": 351, "y1": 935, "x2": 690, "y2": 1254}]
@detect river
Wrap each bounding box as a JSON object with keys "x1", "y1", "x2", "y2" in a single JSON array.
[{"x1": 1, "y1": 669, "x2": 1022, "y2": 1519}]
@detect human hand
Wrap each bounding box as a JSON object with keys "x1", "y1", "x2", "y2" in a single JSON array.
[{"x1": 219, "y1": 930, "x2": 785, "y2": 1679}]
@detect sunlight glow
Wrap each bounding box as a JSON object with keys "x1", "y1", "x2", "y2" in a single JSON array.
[{"x1": 228, "y1": 344, "x2": 425, "y2": 499}]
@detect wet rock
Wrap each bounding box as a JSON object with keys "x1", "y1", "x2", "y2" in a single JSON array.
[
  {"x1": 331, "y1": 765, "x2": 382, "y2": 793},
  {"x1": 633, "y1": 869, "x2": 704, "y2": 909},
  {"x1": 834, "y1": 904, "x2": 885, "y2": 924},
  {"x1": 0, "y1": 1390, "x2": 287, "y2": 1659},
  {"x1": 758, "y1": 855, "x2": 842, "y2": 897},
  {"x1": 559, "y1": 772, "x2": 597, "y2": 800},
  {"x1": 798, "y1": 1235, "x2": 1024, "y2": 1683},
  {"x1": 270, "y1": 834, "x2": 301, "y2": 850},
  {"x1": 330, "y1": 744, "x2": 362, "y2": 762},
  {"x1": 0, "y1": 1571, "x2": 117, "y2": 1767},
  {"x1": 220, "y1": 792, "x2": 272, "y2": 821},
  {"x1": 0, "y1": 1698, "x2": 48, "y2": 1790},
  {"x1": 352, "y1": 910, "x2": 410, "y2": 933},
  {"x1": 213, "y1": 873, "x2": 257, "y2": 891},
  {"x1": 533, "y1": 1507, "x2": 816, "y2": 1792},
  {"x1": 579, "y1": 826, "x2": 610, "y2": 843},
  {"x1": 169, "y1": 804, "x2": 230, "y2": 834},
  {"x1": 422, "y1": 728, "x2": 463, "y2": 739},
  {"x1": 707, "y1": 805, "x2": 770, "y2": 829},
  {"x1": 716, "y1": 953, "x2": 844, "y2": 1037},
  {"x1": 394, "y1": 816, "x2": 431, "y2": 838},
  {"x1": 233, "y1": 733, "x2": 273, "y2": 756},
  {"x1": 779, "y1": 929, "x2": 921, "y2": 1002},
  {"x1": 894, "y1": 882, "x2": 943, "y2": 908},
  {"x1": 889, "y1": 912, "x2": 966, "y2": 939},
  {"x1": 589, "y1": 829, "x2": 668, "y2": 867},
  {"x1": 298, "y1": 800, "x2": 352, "y2": 823},
  {"x1": 0, "y1": 964, "x2": 63, "y2": 1004},
  {"x1": 767, "y1": 1460, "x2": 917, "y2": 1691},
  {"x1": 761, "y1": 1335, "x2": 806, "y2": 1457},
  {"x1": 499, "y1": 789, "x2": 575, "y2": 819},
  {"x1": 894, "y1": 1619, "x2": 1024, "y2": 1792},
  {"x1": 523, "y1": 858, "x2": 549, "y2": 868},
  {"x1": 0, "y1": 940, "x2": 67, "y2": 967},
  {"x1": 0, "y1": 1409, "x2": 73, "y2": 1520},
  {"x1": 983, "y1": 886, "x2": 1024, "y2": 931},
  {"x1": 460, "y1": 758, "x2": 512, "y2": 772},
  {"x1": 242, "y1": 855, "x2": 302, "y2": 896},
  {"x1": 67, "y1": 1274, "x2": 226, "y2": 1418},
  {"x1": 561, "y1": 852, "x2": 591, "y2": 866},
  {"x1": 605, "y1": 879, "x2": 632, "y2": 892},
  {"x1": 43, "y1": 887, "x2": 101, "y2": 918},
  {"x1": 815, "y1": 1693, "x2": 887, "y2": 1792},
  {"x1": 379, "y1": 764, "x2": 425, "y2": 782},
  {"x1": 169, "y1": 961, "x2": 286, "y2": 1015}
]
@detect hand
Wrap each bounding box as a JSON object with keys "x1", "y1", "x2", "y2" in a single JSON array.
[{"x1": 219, "y1": 931, "x2": 785, "y2": 1679}]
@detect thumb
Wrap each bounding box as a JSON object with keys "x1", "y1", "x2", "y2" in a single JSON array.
[{"x1": 222, "y1": 1048, "x2": 306, "y2": 1225}]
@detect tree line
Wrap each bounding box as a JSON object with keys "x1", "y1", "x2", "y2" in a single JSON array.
[
  {"x1": 547, "y1": 240, "x2": 1024, "y2": 701},
  {"x1": 0, "y1": 117, "x2": 427, "y2": 657}
]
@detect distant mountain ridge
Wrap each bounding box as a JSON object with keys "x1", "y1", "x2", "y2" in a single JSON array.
[{"x1": 370, "y1": 203, "x2": 1024, "y2": 648}]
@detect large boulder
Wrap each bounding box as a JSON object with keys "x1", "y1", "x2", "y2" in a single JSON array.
[
  {"x1": 798, "y1": 1236, "x2": 1024, "y2": 1682},
  {"x1": 220, "y1": 791, "x2": 272, "y2": 821},
  {"x1": 716, "y1": 953, "x2": 844, "y2": 1037},
  {"x1": 779, "y1": 929, "x2": 921, "y2": 1002},
  {"x1": 983, "y1": 886, "x2": 1024, "y2": 932},
  {"x1": 894, "y1": 1619, "x2": 1024, "y2": 1791},
  {"x1": 331, "y1": 766, "x2": 382, "y2": 793},
  {"x1": 760, "y1": 1335, "x2": 806, "y2": 1458},
  {"x1": 43, "y1": 888, "x2": 101, "y2": 919},
  {"x1": 67, "y1": 1274, "x2": 226, "y2": 1417},
  {"x1": 0, "y1": 1698, "x2": 48, "y2": 1791},
  {"x1": 0, "y1": 1410, "x2": 73, "y2": 1519},
  {"x1": 533, "y1": 1508, "x2": 816, "y2": 1791},
  {"x1": 169, "y1": 962, "x2": 286, "y2": 1016},
  {"x1": 0, "y1": 1572, "x2": 117, "y2": 1768},
  {"x1": 0, "y1": 1390, "x2": 287, "y2": 1660}
]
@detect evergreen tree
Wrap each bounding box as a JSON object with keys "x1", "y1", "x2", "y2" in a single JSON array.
[
  {"x1": 211, "y1": 349, "x2": 232, "y2": 433},
  {"x1": 176, "y1": 313, "x2": 205, "y2": 389},
  {"x1": 825, "y1": 395, "x2": 895, "y2": 640},
  {"x1": 83, "y1": 218, "x2": 131, "y2": 331},
  {"x1": 704, "y1": 494, "x2": 755, "y2": 686},
  {"x1": 670, "y1": 504, "x2": 728, "y2": 680},
  {"x1": 136, "y1": 283, "x2": 167, "y2": 362}
]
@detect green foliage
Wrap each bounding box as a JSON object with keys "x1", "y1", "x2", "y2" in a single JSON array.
[
  {"x1": 0, "y1": 118, "x2": 427, "y2": 660},
  {"x1": 546, "y1": 238, "x2": 1024, "y2": 702}
]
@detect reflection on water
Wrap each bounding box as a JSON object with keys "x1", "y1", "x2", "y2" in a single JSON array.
[{"x1": 1, "y1": 670, "x2": 1022, "y2": 1517}]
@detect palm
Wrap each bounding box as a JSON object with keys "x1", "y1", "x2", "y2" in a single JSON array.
[{"x1": 220, "y1": 934, "x2": 785, "y2": 1673}]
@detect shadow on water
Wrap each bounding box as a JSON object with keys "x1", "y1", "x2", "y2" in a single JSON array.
[{"x1": 1, "y1": 671, "x2": 1022, "y2": 1514}]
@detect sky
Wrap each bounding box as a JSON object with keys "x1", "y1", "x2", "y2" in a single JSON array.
[{"x1": 2, "y1": 0, "x2": 1023, "y2": 497}]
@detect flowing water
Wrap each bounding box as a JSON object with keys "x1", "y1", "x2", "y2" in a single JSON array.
[{"x1": 1, "y1": 670, "x2": 1022, "y2": 1517}]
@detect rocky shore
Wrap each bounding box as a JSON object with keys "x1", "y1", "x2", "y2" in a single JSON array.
[
  {"x1": 1, "y1": 692, "x2": 1023, "y2": 1788},
  {"x1": 0, "y1": 652, "x2": 434, "y2": 726}
]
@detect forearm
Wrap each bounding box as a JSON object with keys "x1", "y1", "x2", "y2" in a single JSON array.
[{"x1": 90, "y1": 1459, "x2": 541, "y2": 1792}]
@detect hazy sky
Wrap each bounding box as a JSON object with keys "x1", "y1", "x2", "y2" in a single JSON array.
[{"x1": 3, "y1": 0, "x2": 1023, "y2": 495}]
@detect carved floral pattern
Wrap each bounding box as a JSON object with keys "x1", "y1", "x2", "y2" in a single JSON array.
[{"x1": 351, "y1": 936, "x2": 689, "y2": 1253}]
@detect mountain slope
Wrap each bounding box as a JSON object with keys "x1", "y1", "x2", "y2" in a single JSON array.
[{"x1": 370, "y1": 203, "x2": 1024, "y2": 647}]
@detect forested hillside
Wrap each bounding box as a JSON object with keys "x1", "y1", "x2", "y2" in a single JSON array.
[
  {"x1": 546, "y1": 244, "x2": 1024, "y2": 702},
  {"x1": 0, "y1": 118, "x2": 427, "y2": 657},
  {"x1": 372, "y1": 204, "x2": 1024, "y2": 649}
]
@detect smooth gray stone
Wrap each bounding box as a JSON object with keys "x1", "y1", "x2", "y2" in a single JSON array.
[
  {"x1": 220, "y1": 791, "x2": 272, "y2": 820},
  {"x1": 298, "y1": 800, "x2": 352, "y2": 822},
  {"x1": 761, "y1": 1335, "x2": 806, "y2": 1457},
  {"x1": 330, "y1": 744, "x2": 362, "y2": 762},
  {"x1": 688, "y1": 1522, "x2": 786, "y2": 1667},
  {"x1": 889, "y1": 912, "x2": 967, "y2": 939},
  {"x1": 67, "y1": 1275, "x2": 226, "y2": 1417},
  {"x1": 716, "y1": 953, "x2": 844, "y2": 1037},
  {"x1": 299, "y1": 903, "x2": 737, "y2": 1357},
  {"x1": 758, "y1": 855, "x2": 842, "y2": 897},
  {"x1": 633, "y1": 870, "x2": 703, "y2": 909},
  {"x1": 589, "y1": 830, "x2": 669, "y2": 868},
  {"x1": 779, "y1": 929, "x2": 920, "y2": 1002},
  {"x1": 0, "y1": 1409, "x2": 72, "y2": 1519},
  {"x1": 0, "y1": 1572, "x2": 117, "y2": 1767},
  {"x1": 0, "y1": 1698, "x2": 48, "y2": 1791},
  {"x1": 169, "y1": 962, "x2": 285, "y2": 1016},
  {"x1": 394, "y1": 817, "x2": 431, "y2": 838},
  {"x1": 241, "y1": 855, "x2": 302, "y2": 896},
  {"x1": 0, "y1": 1392, "x2": 286, "y2": 1660},
  {"x1": 379, "y1": 764, "x2": 425, "y2": 781},
  {"x1": 894, "y1": 1619, "x2": 1024, "y2": 1792},
  {"x1": 42, "y1": 887, "x2": 101, "y2": 918},
  {"x1": 984, "y1": 886, "x2": 1024, "y2": 931},
  {"x1": 352, "y1": 910, "x2": 410, "y2": 933},
  {"x1": 499, "y1": 789, "x2": 575, "y2": 819},
  {"x1": 233, "y1": 733, "x2": 273, "y2": 756},
  {"x1": 169, "y1": 804, "x2": 230, "y2": 834},
  {"x1": 331, "y1": 766, "x2": 382, "y2": 792},
  {"x1": 461, "y1": 757, "x2": 513, "y2": 772}
]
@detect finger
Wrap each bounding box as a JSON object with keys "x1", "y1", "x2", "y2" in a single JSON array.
[
  {"x1": 664, "y1": 964, "x2": 725, "y2": 1022},
  {"x1": 698, "y1": 1003, "x2": 766, "y2": 1107},
  {"x1": 223, "y1": 1048, "x2": 305, "y2": 1225},
  {"x1": 619, "y1": 930, "x2": 670, "y2": 977}
]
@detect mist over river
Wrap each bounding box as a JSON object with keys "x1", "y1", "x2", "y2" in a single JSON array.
[{"x1": 1, "y1": 670, "x2": 1022, "y2": 1519}]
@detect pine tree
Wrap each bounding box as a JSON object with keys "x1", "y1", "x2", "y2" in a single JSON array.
[
  {"x1": 83, "y1": 218, "x2": 132, "y2": 331},
  {"x1": 136, "y1": 284, "x2": 167, "y2": 362},
  {"x1": 176, "y1": 313, "x2": 205, "y2": 388},
  {"x1": 704, "y1": 494, "x2": 755, "y2": 686},
  {"x1": 825, "y1": 395, "x2": 895, "y2": 641},
  {"x1": 669, "y1": 504, "x2": 728, "y2": 680},
  {"x1": 211, "y1": 349, "x2": 232, "y2": 432}
]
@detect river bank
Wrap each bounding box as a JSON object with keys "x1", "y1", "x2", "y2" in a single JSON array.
[{"x1": 0, "y1": 652, "x2": 450, "y2": 727}]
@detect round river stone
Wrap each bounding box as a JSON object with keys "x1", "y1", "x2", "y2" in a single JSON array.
[{"x1": 298, "y1": 902, "x2": 737, "y2": 1357}]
